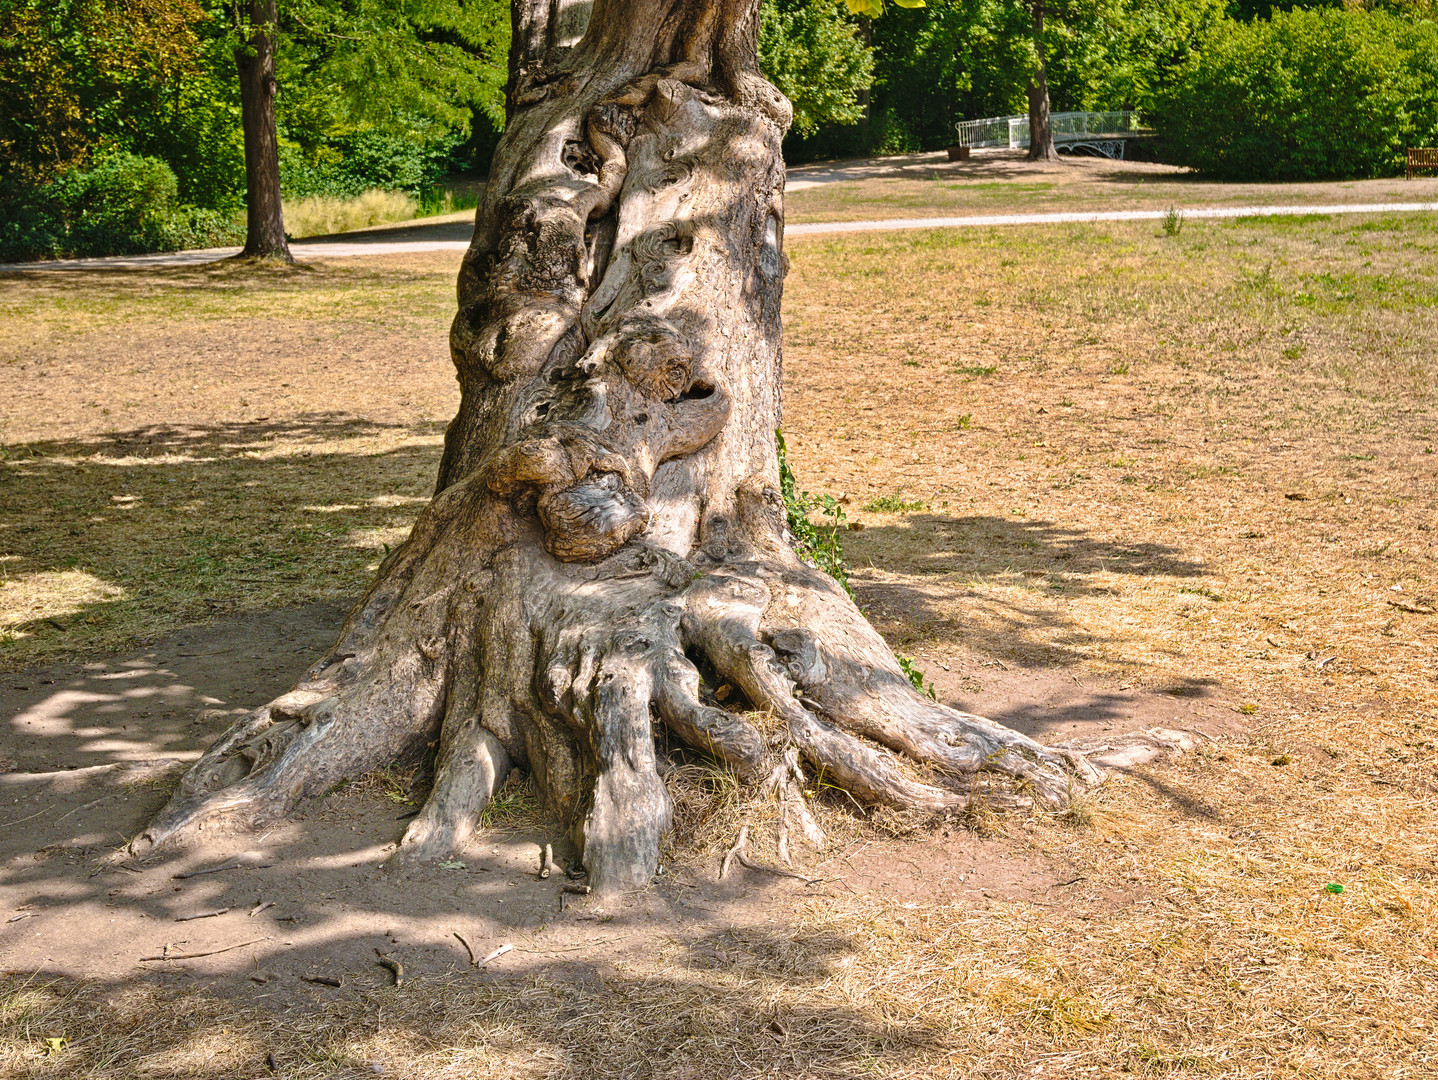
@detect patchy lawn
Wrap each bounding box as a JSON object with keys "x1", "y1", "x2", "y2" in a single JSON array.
[
  {"x1": 1, "y1": 208, "x2": 1436, "y2": 1079},
  {"x1": 785, "y1": 150, "x2": 1438, "y2": 222}
]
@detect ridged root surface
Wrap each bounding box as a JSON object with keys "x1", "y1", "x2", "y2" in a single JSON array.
[{"x1": 133, "y1": 0, "x2": 1097, "y2": 895}]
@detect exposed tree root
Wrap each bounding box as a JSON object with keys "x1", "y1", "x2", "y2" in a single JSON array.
[{"x1": 133, "y1": 0, "x2": 1096, "y2": 896}]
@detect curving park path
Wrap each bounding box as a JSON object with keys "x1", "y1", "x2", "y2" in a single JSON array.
[{"x1": 4, "y1": 148, "x2": 1437, "y2": 271}]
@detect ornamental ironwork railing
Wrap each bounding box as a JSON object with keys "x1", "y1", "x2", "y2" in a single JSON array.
[{"x1": 955, "y1": 110, "x2": 1141, "y2": 150}]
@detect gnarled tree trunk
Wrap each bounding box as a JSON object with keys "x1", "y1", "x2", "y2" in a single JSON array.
[{"x1": 135, "y1": 0, "x2": 1093, "y2": 895}]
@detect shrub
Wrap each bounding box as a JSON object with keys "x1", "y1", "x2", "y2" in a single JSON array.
[
  {"x1": 1151, "y1": 9, "x2": 1438, "y2": 180},
  {"x1": 280, "y1": 129, "x2": 461, "y2": 200},
  {"x1": 0, "y1": 152, "x2": 241, "y2": 261}
]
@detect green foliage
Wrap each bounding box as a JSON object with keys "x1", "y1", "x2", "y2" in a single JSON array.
[
  {"x1": 760, "y1": 0, "x2": 875, "y2": 137},
  {"x1": 861, "y1": 492, "x2": 926, "y2": 512},
  {"x1": 787, "y1": 0, "x2": 1225, "y2": 160},
  {"x1": 279, "y1": 127, "x2": 462, "y2": 200},
  {"x1": 776, "y1": 431, "x2": 937, "y2": 697},
  {"x1": 0, "y1": 151, "x2": 241, "y2": 260},
  {"x1": 776, "y1": 429, "x2": 853, "y2": 598},
  {"x1": 896, "y1": 653, "x2": 937, "y2": 699},
  {"x1": 0, "y1": 0, "x2": 508, "y2": 256},
  {"x1": 276, "y1": 0, "x2": 509, "y2": 141},
  {"x1": 1151, "y1": 8, "x2": 1438, "y2": 180}
]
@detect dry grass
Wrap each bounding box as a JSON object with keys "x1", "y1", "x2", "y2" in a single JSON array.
[
  {"x1": 0, "y1": 256, "x2": 458, "y2": 666},
  {"x1": 2, "y1": 208, "x2": 1438, "y2": 1078},
  {"x1": 785, "y1": 151, "x2": 1438, "y2": 223},
  {"x1": 282, "y1": 190, "x2": 420, "y2": 239}
]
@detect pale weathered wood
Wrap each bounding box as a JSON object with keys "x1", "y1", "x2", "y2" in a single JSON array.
[{"x1": 134, "y1": 0, "x2": 1091, "y2": 895}]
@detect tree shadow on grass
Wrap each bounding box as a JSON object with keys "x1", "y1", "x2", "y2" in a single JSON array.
[
  {"x1": 840, "y1": 511, "x2": 1209, "y2": 669},
  {"x1": 0, "y1": 414, "x2": 447, "y2": 670}
]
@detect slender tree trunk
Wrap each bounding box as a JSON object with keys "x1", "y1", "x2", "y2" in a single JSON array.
[
  {"x1": 236, "y1": 0, "x2": 291, "y2": 261},
  {"x1": 135, "y1": 0, "x2": 1092, "y2": 895},
  {"x1": 1026, "y1": 3, "x2": 1057, "y2": 162}
]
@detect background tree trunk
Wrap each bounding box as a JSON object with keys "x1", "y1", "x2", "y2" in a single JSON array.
[
  {"x1": 236, "y1": 0, "x2": 291, "y2": 261},
  {"x1": 135, "y1": 0, "x2": 1092, "y2": 895},
  {"x1": 1026, "y1": 3, "x2": 1057, "y2": 162}
]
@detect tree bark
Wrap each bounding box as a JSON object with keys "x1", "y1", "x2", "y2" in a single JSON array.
[
  {"x1": 134, "y1": 0, "x2": 1093, "y2": 895},
  {"x1": 236, "y1": 0, "x2": 291, "y2": 261},
  {"x1": 1025, "y1": 3, "x2": 1057, "y2": 162}
]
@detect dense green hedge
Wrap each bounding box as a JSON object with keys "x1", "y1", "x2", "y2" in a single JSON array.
[
  {"x1": 1151, "y1": 8, "x2": 1438, "y2": 180},
  {"x1": 0, "y1": 153, "x2": 241, "y2": 262},
  {"x1": 278, "y1": 128, "x2": 464, "y2": 201}
]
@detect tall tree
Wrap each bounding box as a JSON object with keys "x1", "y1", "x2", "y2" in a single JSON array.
[
  {"x1": 1025, "y1": 0, "x2": 1057, "y2": 159},
  {"x1": 134, "y1": 0, "x2": 1092, "y2": 894},
  {"x1": 236, "y1": 0, "x2": 290, "y2": 259}
]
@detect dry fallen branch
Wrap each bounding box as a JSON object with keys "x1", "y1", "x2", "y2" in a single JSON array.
[
  {"x1": 139, "y1": 938, "x2": 266, "y2": 962},
  {"x1": 301, "y1": 974, "x2": 342, "y2": 988},
  {"x1": 538, "y1": 843, "x2": 558, "y2": 879},
  {"x1": 475, "y1": 944, "x2": 513, "y2": 969},
  {"x1": 453, "y1": 932, "x2": 476, "y2": 966},
  {"x1": 171, "y1": 858, "x2": 270, "y2": 880},
  {"x1": 374, "y1": 949, "x2": 404, "y2": 987},
  {"x1": 175, "y1": 908, "x2": 230, "y2": 922}
]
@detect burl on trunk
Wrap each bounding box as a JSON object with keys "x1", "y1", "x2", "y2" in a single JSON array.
[{"x1": 135, "y1": 0, "x2": 1093, "y2": 895}]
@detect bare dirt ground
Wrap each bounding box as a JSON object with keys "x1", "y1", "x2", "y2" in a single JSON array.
[{"x1": 1, "y1": 184, "x2": 1436, "y2": 1077}]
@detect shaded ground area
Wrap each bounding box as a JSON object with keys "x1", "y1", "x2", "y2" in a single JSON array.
[{"x1": 2, "y1": 204, "x2": 1437, "y2": 1077}]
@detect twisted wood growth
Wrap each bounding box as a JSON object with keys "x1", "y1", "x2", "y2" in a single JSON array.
[{"x1": 134, "y1": 0, "x2": 1095, "y2": 894}]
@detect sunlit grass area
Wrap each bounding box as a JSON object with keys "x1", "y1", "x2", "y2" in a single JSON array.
[
  {"x1": 1, "y1": 211, "x2": 1435, "y2": 1078},
  {"x1": 784, "y1": 153, "x2": 1438, "y2": 223}
]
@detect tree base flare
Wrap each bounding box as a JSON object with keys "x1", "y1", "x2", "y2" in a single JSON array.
[{"x1": 134, "y1": 0, "x2": 1096, "y2": 896}]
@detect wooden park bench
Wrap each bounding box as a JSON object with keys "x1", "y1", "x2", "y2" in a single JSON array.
[{"x1": 1408, "y1": 147, "x2": 1438, "y2": 179}]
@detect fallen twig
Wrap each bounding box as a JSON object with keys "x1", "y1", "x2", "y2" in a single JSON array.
[
  {"x1": 54, "y1": 793, "x2": 121, "y2": 825},
  {"x1": 476, "y1": 943, "x2": 513, "y2": 969},
  {"x1": 139, "y1": 938, "x2": 266, "y2": 962},
  {"x1": 248, "y1": 901, "x2": 274, "y2": 918},
  {"x1": 175, "y1": 907, "x2": 230, "y2": 922},
  {"x1": 301, "y1": 974, "x2": 342, "y2": 988},
  {"x1": 561, "y1": 882, "x2": 591, "y2": 895},
  {"x1": 453, "y1": 932, "x2": 476, "y2": 966},
  {"x1": 374, "y1": 949, "x2": 404, "y2": 987},
  {"x1": 6, "y1": 912, "x2": 37, "y2": 923},
  {"x1": 538, "y1": 843, "x2": 557, "y2": 879},
  {"x1": 172, "y1": 858, "x2": 271, "y2": 880}
]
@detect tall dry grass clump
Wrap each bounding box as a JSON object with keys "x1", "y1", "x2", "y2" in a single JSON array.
[{"x1": 282, "y1": 189, "x2": 418, "y2": 239}]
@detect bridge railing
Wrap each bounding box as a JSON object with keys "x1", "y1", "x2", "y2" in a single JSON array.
[{"x1": 955, "y1": 110, "x2": 1139, "y2": 149}]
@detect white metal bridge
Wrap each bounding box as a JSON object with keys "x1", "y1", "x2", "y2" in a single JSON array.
[{"x1": 954, "y1": 110, "x2": 1143, "y2": 158}]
